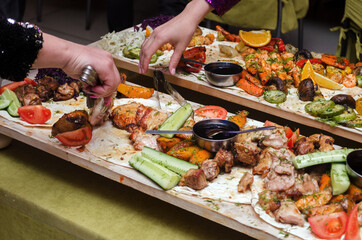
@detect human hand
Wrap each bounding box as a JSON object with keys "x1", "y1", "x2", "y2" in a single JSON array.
[
  {"x1": 138, "y1": 0, "x2": 213, "y2": 75},
  {"x1": 62, "y1": 45, "x2": 121, "y2": 98}
]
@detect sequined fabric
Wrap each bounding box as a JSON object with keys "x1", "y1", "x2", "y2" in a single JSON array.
[
  {"x1": 205, "y1": 0, "x2": 241, "y2": 16},
  {"x1": 0, "y1": 18, "x2": 43, "y2": 81}
]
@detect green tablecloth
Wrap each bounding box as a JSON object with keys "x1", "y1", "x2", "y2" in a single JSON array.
[
  {"x1": 0, "y1": 140, "x2": 253, "y2": 240},
  {"x1": 205, "y1": 0, "x2": 309, "y2": 33}
]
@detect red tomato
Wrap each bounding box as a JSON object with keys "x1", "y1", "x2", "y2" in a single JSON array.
[
  {"x1": 55, "y1": 123, "x2": 92, "y2": 147},
  {"x1": 264, "y1": 120, "x2": 277, "y2": 126},
  {"x1": 194, "y1": 106, "x2": 228, "y2": 119},
  {"x1": 18, "y1": 105, "x2": 51, "y2": 124},
  {"x1": 285, "y1": 127, "x2": 293, "y2": 139},
  {"x1": 287, "y1": 128, "x2": 299, "y2": 149},
  {"x1": 345, "y1": 205, "x2": 361, "y2": 240},
  {"x1": 308, "y1": 212, "x2": 347, "y2": 239},
  {"x1": 0, "y1": 78, "x2": 37, "y2": 94}
]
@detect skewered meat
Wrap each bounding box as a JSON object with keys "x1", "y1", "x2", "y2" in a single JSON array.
[
  {"x1": 200, "y1": 159, "x2": 220, "y2": 181},
  {"x1": 15, "y1": 84, "x2": 39, "y2": 105},
  {"x1": 307, "y1": 134, "x2": 334, "y2": 152},
  {"x1": 306, "y1": 203, "x2": 344, "y2": 217},
  {"x1": 136, "y1": 105, "x2": 168, "y2": 130},
  {"x1": 214, "y1": 148, "x2": 234, "y2": 172},
  {"x1": 253, "y1": 148, "x2": 274, "y2": 175},
  {"x1": 260, "y1": 128, "x2": 288, "y2": 149},
  {"x1": 265, "y1": 169, "x2": 295, "y2": 192},
  {"x1": 111, "y1": 102, "x2": 140, "y2": 129},
  {"x1": 238, "y1": 172, "x2": 253, "y2": 193},
  {"x1": 53, "y1": 83, "x2": 75, "y2": 101},
  {"x1": 37, "y1": 76, "x2": 59, "y2": 91},
  {"x1": 286, "y1": 173, "x2": 319, "y2": 198},
  {"x1": 274, "y1": 201, "x2": 304, "y2": 227},
  {"x1": 179, "y1": 169, "x2": 208, "y2": 190},
  {"x1": 89, "y1": 95, "x2": 114, "y2": 126},
  {"x1": 23, "y1": 93, "x2": 42, "y2": 105}
]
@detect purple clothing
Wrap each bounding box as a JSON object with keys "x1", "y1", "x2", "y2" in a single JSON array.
[{"x1": 205, "y1": 0, "x2": 241, "y2": 16}]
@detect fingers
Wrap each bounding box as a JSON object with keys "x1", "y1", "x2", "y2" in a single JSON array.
[
  {"x1": 92, "y1": 58, "x2": 120, "y2": 97},
  {"x1": 139, "y1": 29, "x2": 167, "y2": 74},
  {"x1": 168, "y1": 46, "x2": 185, "y2": 75}
]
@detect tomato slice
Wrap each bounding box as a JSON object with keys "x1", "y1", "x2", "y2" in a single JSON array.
[
  {"x1": 308, "y1": 212, "x2": 347, "y2": 239},
  {"x1": 55, "y1": 123, "x2": 92, "y2": 147},
  {"x1": 287, "y1": 128, "x2": 299, "y2": 150},
  {"x1": 345, "y1": 204, "x2": 361, "y2": 240},
  {"x1": 194, "y1": 106, "x2": 227, "y2": 119},
  {"x1": 18, "y1": 105, "x2": 51, "y2": 124},
  {"x1": 285, "y1": 127, "x2": 293, "y2": 139}
]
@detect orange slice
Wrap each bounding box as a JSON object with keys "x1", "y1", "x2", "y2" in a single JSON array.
[
  {"x1": 301, "y1": 60, "x2": 315, "y2": 82},
  {"x1": 239, "y1": 30, "x2": 271, "y2": 47},
  {"x1": 314, "y1": 72, "x2": 343, "y2": 90},
  {"x1": 356, "y1": 98, "x2": 362, "y2": 115}
]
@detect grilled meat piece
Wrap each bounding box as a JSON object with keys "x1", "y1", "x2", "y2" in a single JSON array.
[
  {"x1": 69, "y1": 81, "x2": 82, "y2": 95},
  {"x1": 23, "y1": 93, "x2": 42, "y2": 106},
  {"x1": 15, "y1": 84, "x2": 38, "y2": 105},
  {"x1": 294, "y1": 137, "x2": 314, "y2": 155},
  {"x1": 179, "y1": 169, "x2": 208, "y2": 190},
  {"x1": 214, "y1": 148, "x2": 234, "y2": 173},
  {"x1": 233, "y1": 141, "x2": 261, "y2": 166},
  {"x1": 274, "y1": 201, "x2": 305, "y2": 227},
  {"x1": 258, "y1": 190, "x2": 284, "y2": 214},
  {"x1": 129, "y1": 127, "x2": 160, "y2": 151},
  {"x1": 136, "y1": 105, "x2": 168, "y2": 130},
  {"x1": 37, "y1": 76, "x2": 59, "y2": 91},
  {"x1": 253, "y1": 148, "x2": 274, "y2": 175},
  {"x1": 286, "y1": 173, "x2": 320, "y2": 198},
  {"x1": 53, "y1": 83, "x2": 75, "y2": 101},
  {"x1": 112, "y1": 102, "x2": 140, "y2": 129},
  {"x1": 51, "y1": 110, "x2": 89, "y2": 136},
  {"x1": 260, "y1": 128, "x2": 288, "y2": 149},
  {"x1": 238, "y1": 172, "x2": 254, "y2": 193},
  {"x1": 265, "y1": 169, "x2": 295, "y2": 192},
  {"x1": 307, "y1": 134, "x2": 334, "y2": 152},
  {"x1": 306, "y1": 203, "x2": 344, "y2": 217},
  {"x1": 200, "y1": 159, "x2": 220, "y2": 181}
]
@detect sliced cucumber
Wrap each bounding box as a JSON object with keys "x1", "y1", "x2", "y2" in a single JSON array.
[
  {"x1": 331, "y1": 163, "x2": 350, "y2": 195},
  {"x1": 158, "y1": 103, "x2": 193, "y2": 138},
  {"x1": 263, "y1": 90, "x2": 286, "y2": 104},
  {"x1": 129, "y1": 47, "x2": 141, "y2": 59},
  {"x1": 333, "y1": 107, "x2": 357, "y2": 123},
  {"x1": 7, "y1": 102, "x2": 19, "y2": 117},
  {"x1": 150, "y1": 53, "x2": 158, "y2": 64},
  {"x1": 293, "y1": 148, "x2": 355, "y2": 169},
  {"x1": 1, "y1": 89, "x2": 21, "y2": 107},
  {"x1": 129, "y1": 153, "x2": 181, "y2": 190},
  {"x1": 141, "y1": 146, "x2": 198, "y2": 175},
  {"x1": 305, "y1": 99, "x2": 335, "y2": 116},
  {"x1": 319, "y1": 104, "x2": 345, "y2": 118},
  {"x1": 0, "y1": 99, "x2": 11, "y2": 110}
]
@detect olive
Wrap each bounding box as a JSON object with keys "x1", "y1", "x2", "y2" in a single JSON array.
[{"x1": 298, "y1": 78, "x2": 316, "y2": 101}]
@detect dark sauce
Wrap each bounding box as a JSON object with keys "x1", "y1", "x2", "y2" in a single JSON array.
[
  {"x1": 209, "y1": 67, "x2": 240, "y2": 75},
  {"x1": 347, "y1": 150, "x2": 362, "y2": 175},
  {"x1": 196, "y1": 126, "x2": 236, "y2": 140}
]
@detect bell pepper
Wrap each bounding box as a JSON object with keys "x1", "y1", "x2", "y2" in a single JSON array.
[
  {"x1": 179, "y1": 47, "x2": 206, "y2": 73},
  {"x1": 260, "y1": 38, "x2": 285, "y2": 52},
  {"x1": 296, "y1": 58, "x2": 322, "y2": 67},
  {"x1": 0, "y1": 78, "x2": 37, "y2": 94}
]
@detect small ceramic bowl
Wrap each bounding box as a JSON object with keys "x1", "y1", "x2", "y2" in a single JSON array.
[
  {"x1": 192, "y1": 119, "x2": 239, "y2": 152},
  {"x1": 346, "y1": 149, "x2": 362, "y2": 188}
]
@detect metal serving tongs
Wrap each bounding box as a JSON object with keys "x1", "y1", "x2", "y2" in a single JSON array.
[
  {"x1": 153, "y1": 70, "x2": 194, "y2": 119},
  {"x1": 80, "y1": 65, "x2": 115, "y2": 125}
]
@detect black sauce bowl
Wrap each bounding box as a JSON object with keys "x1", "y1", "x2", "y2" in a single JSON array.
[{"x1": 346, "y1": 149, "x2": 362, "y2": 188}]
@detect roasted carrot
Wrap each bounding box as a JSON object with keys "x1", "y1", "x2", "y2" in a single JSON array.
[
  {"x1": 167, "y1": 140, "x2": 195, "y2": 153},
  {"x1": 241, "y1": 70, "x2": 264, "y2": 89},
  {"x1": 348, "y1": 184, "x2": 362, "y2": 202},
  {"x1": 236, "y1": 77, "x2": 264, "y2": 97},
  {"x1": 228, "y1": 110, "x2": 248, "y2": 129},
  {"x1": 157, "y1": 137, "x2": 182, "y2": 153},
  {"x1": 356, "y1": 62, "x2": 362, "y2": 67},
  {"x1": 258, "y1": 71, "x2": 270, "y2": 85},
  {"x1": 295, "y1": 190, "x2": 332, "y2": 212},
  {"x1": 306, "y1": 203, "x2": 344, "y2": 217},
  {"x1": 205, "y1": 33, "x2": 215, "y2": 42},
  {"x1": 247, "y1": 66, "x2": 258, "y2": 75},
  {"x1": 319, "y1": 174, "x2": 331, "y2": 191},
  {"x1": 167, "y1": 146, "x2": 202, "y2": 161},
  {"x1": 175, "y1": 126, "x2": 193, "y2": 140},
  {"x1": 331, "y1": 195, "x2": 355, "y2": 214},
  {"x1": 321, "y1": 54, "x2": 349, "y2": 69},
  {"x1": 117, "y1": 83, "x2": 154, "y2": 99},
  {"x1": 189, "y1": 149, "x2": 213, "y2": 166}
]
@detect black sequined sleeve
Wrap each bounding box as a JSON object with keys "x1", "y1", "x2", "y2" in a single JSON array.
[{"x1": 0, "y1": 18, "x2": 43, "y2": 81}]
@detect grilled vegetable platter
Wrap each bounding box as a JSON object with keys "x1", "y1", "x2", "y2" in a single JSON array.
[
  {"x1": 97, "y1": 17, "x2": 362, "y2": 143},
  {"x1": 0, "y1": 67, "x2": 361, "y2": 240}
]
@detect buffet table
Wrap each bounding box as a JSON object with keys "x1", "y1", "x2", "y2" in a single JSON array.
[{"x1": 0, "y1": 140, "x2": 251, "y2": 240}]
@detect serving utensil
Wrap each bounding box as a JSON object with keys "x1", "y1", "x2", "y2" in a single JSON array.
[{"x1": 145, "y1": 125, "x2": 275, "y2": 136}]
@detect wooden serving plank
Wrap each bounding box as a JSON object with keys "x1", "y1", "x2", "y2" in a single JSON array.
[
  {"x1": 0, "y1": 108, "x2": 300, "y2": 240},
  {"x1": 90, "y1": 30, "x2": 362, "y2": 143}
]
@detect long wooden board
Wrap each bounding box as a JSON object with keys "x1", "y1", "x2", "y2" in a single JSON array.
[
  {"x1": 0, "y1": 83, "x2": 303, "y2": 240},
  {"x1": 90, "y1": 29, "x2": 362, "y2": 143}
]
